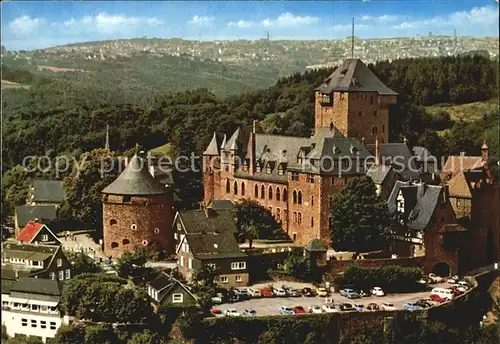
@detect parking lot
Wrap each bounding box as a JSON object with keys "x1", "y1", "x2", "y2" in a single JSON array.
[{"x1": 216, "y1": 281, "x2": 459, "y2": 316}]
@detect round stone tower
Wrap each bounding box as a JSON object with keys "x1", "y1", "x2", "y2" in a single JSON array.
[{"x1": 101, "y1": 154, "x2": 173, "y2": 259}]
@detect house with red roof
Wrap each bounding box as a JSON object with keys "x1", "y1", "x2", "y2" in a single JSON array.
[{"x1": 16, "y1": 221, "x2": 62, "y2": 245}]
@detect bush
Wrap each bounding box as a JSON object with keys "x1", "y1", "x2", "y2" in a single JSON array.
[{"x1": 342, "y1": 264, "x2": 423, "y2": 293}]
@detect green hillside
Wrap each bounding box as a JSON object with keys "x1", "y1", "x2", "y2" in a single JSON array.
[{"x1": 425, "y1": 100, "x2": 499, "y2": 123}]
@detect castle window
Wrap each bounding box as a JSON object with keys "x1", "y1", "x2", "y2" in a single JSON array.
[
  {"x1": 291, "y1": 172, "x2": 299, "y2": 181},
  {"x1": 123, "y1": 196, "x2": 131, "y2": 203},
  {"x1": 268, "y1": 186, "x2": 273, "y2": 200},
  {"x1": 298, "y1": 191, "x2": 302, "y2": 205},
  {"x1": 234, "y1": 181, "x2": 238, "y2": 195},
  {"x1": 276, "y1": 208, "x2": 281, "y2": 221},
  {"x1": 254, "y1": 185, "x2": 259, "y2": 198},
  {"x1": 283, "y1": 188, "x2": 288, "y2": 202},
  {"x1": 311, "y1": 217, "x2": 314, "y2": 227},
  {"x1": 329, "y1": 196, "x2": 334, "y2": 208},
  {"x1": 261, "y1": 185, "x2": 265, "y2": 199},
  {"x1": 142, "y1": 240, "x2": 148, "y2": 246},
  {"x1": 293, "y1": 212, "x2": 297, "y2": 224},
  {"x1": 111, "y1": 242, "x2": 119, "y2": 249},
  {"x1": 154, "y1": 228, "x2": 160, "y2": 234},
  {"x1": 307, "y1": 174, "x2": 315, "y2": 183},
  {"x1": 225, "y1": 165, "x2": 229, "y2": 172},
  {"x1": 311, "y1": 195, "x2": 314, "y2": 206},
  {"x1": 122, "y1": 239, "x2": 130, "y2": 245},
  {"x1": 241, "y1": 182, "x2": 245, "y2": 196},
  {"x1": 357, "y1": 110, "x2": 363, "y2": 116},
  {"x1": 276, "y1": 187, "x2": 281, "y2": 201},
  {"x1": 298, "y1": 212, "x2": 302, "y2": 225},
  {"x1": 372, "y1": 126, "x2": 378, "y2": 135},
  {"x1": 293, "y1": 190, "x2": 297, "y2": 204},
  {"x1": 226, "y1": 180, "x2": 230, "y2": 194},
  {"x1": 131, "y1": 224, "x2": 137, "y2": 230},
  {"x1": 373, "y1": 110, "x2": 378, "y2": 116},
  {"x1": 319, "y1": 92, "x2": 332, "y2": 105}
]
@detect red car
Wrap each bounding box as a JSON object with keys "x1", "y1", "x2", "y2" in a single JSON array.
[
  {"x1": 447, "y1": 287, "x2": 463, "y2": 296},
  {"x1": 293, "y1": 306, "x2": 306, "y2": 314},
  {"x1": 429, "y1": 294, "x2": 446, "y2": 303},
  {"x1": 260, "y1": 288, "x2": 274, "y2": 297},
  {"x1": 211, "y1": 307, "x2": 222, "y2": 315}
]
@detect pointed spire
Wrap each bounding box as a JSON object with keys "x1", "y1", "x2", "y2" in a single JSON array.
[
  {"x1": 220, "y1": 134, "x2": 227, "y2": 150},
  {"x1": 229, "y1": 138, "x2": 238, "y2": 151},
  {"x1": 203, "y1": 132, "x2": 220, "y2": 156},
  {"x1": 104, "y1": 124, "x2": 110, "y2": 150}
]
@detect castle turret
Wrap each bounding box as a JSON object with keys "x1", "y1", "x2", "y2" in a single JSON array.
[
  {"x1": 203, "y1": 132, "x2": 221, "y2": 201},
  {"x1": 101, "y1": 154, "x2": 173, "y2": 259}
]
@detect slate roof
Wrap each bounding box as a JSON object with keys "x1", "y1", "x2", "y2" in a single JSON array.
[
  {"x1": 102, "y1": 154, "x2": 169, "y2": 196},
  {"x1": 10, "y1": 277, "x2": 62, "y2": 296},
  {"x1": 315, "y1": 59, "x2": 397, "y2": 95},
  {"x1": 177, "y1": 209, "x2": 246, "y2": 259},
  {"x1": 209, "y1": 200, "x2": 235, "y2": 210},
  {"x1": 2, "y1": 242, "x2": 60, "y2": 263},
  {"x1": 15, "y1": 205, "x2": 57, "y2": 229},
  {"x1": 204, "y1": 132, "x2": 220, "y2": 156},
  {"x1": 407, "y1": 185, "x2": 443, "y2": 230},
  {"x1": 366, "y1": 164, "x2": 393, "y2": 184},
  {"x1": 367, "y1": 143, "x2": 420, "y2": 180},
  {"x1": 147, "y1": 272, "x2": 198, "y2": 303},
  {"x1": 413, "y1": 146, "x2": 435, "y2": 162},
  {"x1": 305, "y1": 238, "x2": 327, "y2": 252},
  {"x1": 31, "y1": 180, "x2": 65, "y2": 203}
]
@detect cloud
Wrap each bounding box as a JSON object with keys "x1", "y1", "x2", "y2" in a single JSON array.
[
  {"x1": 361, "y1": 14, "x2": 401, "y2": 24},
  {"x1": 393, "y1": 6, "x2": 498, "y2": 30},
  {"x1": 188, "y1": 15, "x2": 214, "y2": 27},
  {"x1": 228, "y1": 12, "x2": 320, "y2": 29},
  {"x1": 8, "y1": 16, "x2": 45, "y2": 34},
  {"x1": 61, "y1": 13, "x2": 163, "y2": 35}
]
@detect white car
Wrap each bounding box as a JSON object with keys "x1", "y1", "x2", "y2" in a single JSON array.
[
  {"x1": 447, "y1": 275, "x2": 460, "y2": 284},
  {"x1": 381, "y1": 303, "x2": 397, "y2": 311},
  {"x1": 371, "y1": 287, "x2": 385, "y2": 297},
  {"x1": 308, "y1": 305, "x2": 323, "y2": 314},
  {"x1": 428, "y1": 273, "x2": 444, "y2": 283},
  {"x1": 248, "y1": 288, "x2": 262, "y2": 297},
  {"x1": 273, "y1": 288, "x2": 287, "y2": 297},
  {"x1": 322, "y1": 304, "x2": 339, "y2": 313},
  {"x1": 224, "y1": 309, "x2": 240, "y2": 317}
]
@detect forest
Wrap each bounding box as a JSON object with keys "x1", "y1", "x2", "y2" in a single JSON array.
[{"x1": 2, "y1": 54, "x2": 499, "y2": 214}]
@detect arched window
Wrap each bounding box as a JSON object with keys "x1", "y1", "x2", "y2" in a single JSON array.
[
  {"x1": 111, "y1": 242, "x2": 119, "y2": 249},
  {"x1": 241, "y1": 182, "x2": 245, "y2": 196},
  {"x1": 110, "y1": 219, "x2": 117, "y2": 225},
  {"x1": 268, "y1": 186, "x2": 273, "y2": 200},
  {"x1": 276, "y1": 187, "x2": 281, "y2": 201},
  {"x1": 234, "y1": 181, "x2": 238, "y2": 195},
  {"x1": 261, "y1": 185, "x2": 265, "y2": 199},
  {"x1": 298, "y1": 191, "x2": 302, "y2": 205},
  {"x1": 226, "y1": 179, "x2": 230, "y2": 194},
  {"x1": 372, "y1": 126, "x2": 378, "y2": 135},
  {"x1": 254, "y1": 184, "x2": 259, "y2": 198},
  {"x1": 283, "y1": 188, "x2": 288, "y2": 202},
  {"x1": 311, "y1": 195, "x2": 314, "y2": 206},
  {"x1": 293, "y1": 190, "x2": 297, "y2": 204}
]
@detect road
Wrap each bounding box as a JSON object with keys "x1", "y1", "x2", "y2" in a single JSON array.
[{"x1": 215, "y1": 282, "x2": 457, "y2": 316}]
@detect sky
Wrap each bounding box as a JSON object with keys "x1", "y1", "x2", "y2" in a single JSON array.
[{"x1": 2, "y1": 1, "x2": 499, "y2": 50}]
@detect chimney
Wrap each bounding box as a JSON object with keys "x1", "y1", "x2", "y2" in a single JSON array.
[
  {"x1": 481, "y1": 140, "x2": 489, "y2": 164},
  {"x1": 252, "y1": 120, "x2": 258, "y2": 133},
  {"x1": 375, "y1": 136, "x2": 380, "y2": 166},
  {"x1": 403, "y1": 136, "x2": 408, "y2": 146},
  {"x1": 361, "y1": 137, "x2": 365, "y2": 146},
  {"x1": 15, "y1": 270, "x2": 19, "y2": 279},
  {"x1": 248, "y1": 130, "x2": 256, "y2": 176},
  {"x1": 443, "y1": 184, "x2": 449, "y2": 203}
]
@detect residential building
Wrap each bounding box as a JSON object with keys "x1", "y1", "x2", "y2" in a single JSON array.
[
  {"x1": 366, "y1": 136, "x2": 400, "y2": 200},
  {"x1": 1, "y1": 242, "x2": 72, "y2": 282},
  {"x1": 101, "y1": 153, "x2": 174, "y2": 259},
  {"x1": 16, "y1": 221, "x2": 62, "y2": 245},
  {"x1": 14, "y1": 205, "x2": 57, "y2": 236},
  {"x1": 2, "y1": 278, "x2": 66, "y2": 343},
  {"x1": 174, "y1": 206, "x2": 249, "y2": 288},
  {"x1": 146, "y1": 271, "x2": 198, "y2": 311},
  {"x1": 28, "y1": 180, "x2": 65, "y2": 207}
]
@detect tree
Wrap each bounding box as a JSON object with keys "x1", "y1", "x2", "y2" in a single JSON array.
[
  {"x1": 330, "y1": 176, "x2": 392, "y2": 253},
  {"x1": 283, "y1": 248, "x2": 312, "y2": 280},
  {"x1": 67, "y1": 251, "x2": 101, "y2": 276},
  {"x1": 63, "y1": 149, "x2": 119, "y2": 229},
  {"x1": 116, "y1": 246, "x2": 149, "y2": 278},
  {"x1": 235, "y1": 200, "x2": 286, "y2": 247},
  {"x1": 128, "y1": 330, "x2": 168, "y2": 344}
]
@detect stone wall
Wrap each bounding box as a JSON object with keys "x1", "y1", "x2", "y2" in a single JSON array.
[{"x1": 327, "y1": 256, "x2": 425, "y2": 275}]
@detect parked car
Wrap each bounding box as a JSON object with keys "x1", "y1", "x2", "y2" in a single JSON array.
[
  {"x1": 292, "y1": 306, "x2": 306, "y2": 314},
  {"x1": 417, "y1": 277, "x2": 431, "y2": 285},
  {"x1": 302, "y1": 287, "x2": 316, "y2": 297},
  {"x1": 415, "y1": 299, "x2": 432, "y2": 309},
  {"x1": 308, "y1": 305, "x2": 323, "y2": 314},
  {"x1": 211, "y1": 293, "x2": 224, "y2": 304},
  {"x1": 447, "y1": 275, "x2": 460, "y2": 284},
  {"x1": 211, "y1": 307, "x2": 223, "y2": 315},
  {"x1": 381, "y1": 303, "x2": 397, "y2": 311},
  {"x1": 322, "y1": 303, "x2": 339, "y2": 313},
  {"x1": 273, "y1": 288, "x2": 287, "y2": 297},
  {"x1": 316, "y1": 287, "x2": 329, "y2": 297},
  {"x1": 279, "y1": 306, "x2": 295, "y2": 315},
  {"x1": 448, "y1": 286, "x2": 463, "y2": 296},
  {"x1": 340, "y1": 288, "x2": 360, "y2": 299},
  {"x1": 285, "y1": 288, "x2": 301, "y2": 297},
  {"x1": 458, "y1": 280, "x2": 471, "y2": 288},
  {"x1": 242, "y1": 309, "x2": 257, "y2": 317},
  {"x1": 456, "y1": 285, "x2": 469, "y2": 293},
  {"x1": 421, "y1": 297, "x2": 439, "y2": 306},
  {"x1": 224, "y1": 309, "x2": 241, "y2": 317},
  {"x1": 260, "y1": 288, "x2": 274, "y2": 298},
  {"x1": 404, "y1": 302, "x2": 424, "y2": 311},
  {"x1": 339, "y1": 303, "x2": 355, "y2": 312},
  {"x1": 366, "y1": 303, "x2": 380, "y2": 311},
  {"x1": 248, "y1": 288, "x2": 262, "y2": 298},
  {"x1": 429, "y1": 294, "x2": 446, "y2": 303},
  {"x1": 358, "y1": 290, "x2": 368, "y2": 297},
  {"x1": 371, "y1": 287, "x2": 385, "y2": 297},
  {"x1": 237, "y1": 288, "x2": 251, "y2": 300},
  {"x1": 353, "y1": 304, "x2": 365, "y2": 312},
  {"x1": 227, "y1": 290, "x2": 239, "y2": 303},
  {"x1": 431, "y1": 287, "x2": 455, "y2": 300},
  {"x1": 428, "y1": 273, "x2": 444, "y2": 283}
]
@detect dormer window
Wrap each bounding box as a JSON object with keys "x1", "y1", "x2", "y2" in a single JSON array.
[
  {"x1": 298, "y1": 157, "x2": 303, "y2": 164},
  {"x1": 256, "y1": 163, "x2": 261, "y2": 173},
  {"x1": 278, "y1": 165, "x2": 284, "y2": 176},
  {"x1": 350, "y1": 145, "x2": 359, "y2": 155},
  {"x1": 332, "y1": 145, "x2": 339, "y2": 154},
  {"x1": 266, "y1": 164, "x2": 272, "y2": 174}
]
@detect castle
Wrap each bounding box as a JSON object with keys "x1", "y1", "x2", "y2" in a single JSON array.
[{"x1": 203, "y1": 59, "x2": 397, "y2": 245}]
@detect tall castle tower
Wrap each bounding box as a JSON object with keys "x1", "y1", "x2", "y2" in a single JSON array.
[
  {"x1": 314, "y1": 59, "x2": 397, "y2": 144},
  {"x1": 101, "y1": 154, "x2": 173, "y2": 259}
]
